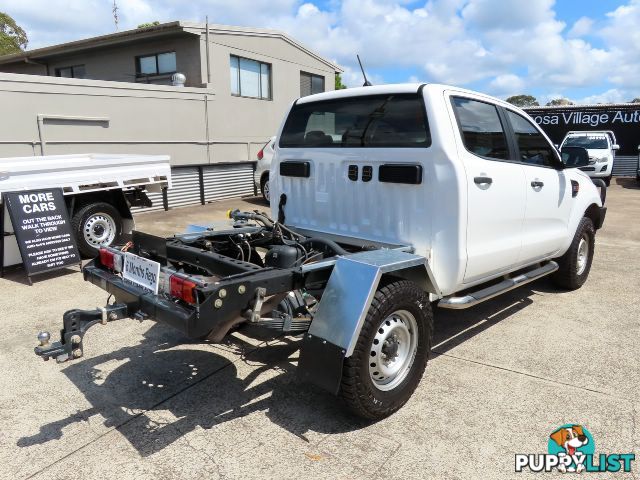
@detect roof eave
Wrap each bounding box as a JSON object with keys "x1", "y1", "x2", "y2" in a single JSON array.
[{"x1": 0, "y1": 21, "x2": 191, "y2": 65}]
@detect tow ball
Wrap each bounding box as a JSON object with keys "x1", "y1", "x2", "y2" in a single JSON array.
[{"x1": 35, "y1": 303, "x2": 129, "y2": 363}]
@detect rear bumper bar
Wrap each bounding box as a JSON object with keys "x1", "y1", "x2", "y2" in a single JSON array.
[{"x1": 83, "y1": 261, "x2": 197, "y2": 335}]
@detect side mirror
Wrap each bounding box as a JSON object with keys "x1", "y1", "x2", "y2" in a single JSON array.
[
  {"x1": 560, "y1": 146, "x2": 590, "y2": 168},
  {"x1": 612, "y1": 144, "x2": 620, "y2": 151}
]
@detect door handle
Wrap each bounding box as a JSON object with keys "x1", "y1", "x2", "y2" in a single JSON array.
[
  {"x1": 474, "y1": 176, "x2": 493, "y2": 185},
  {"x1": 531, "y1": 180, "x2": 544, "y2": 188}
]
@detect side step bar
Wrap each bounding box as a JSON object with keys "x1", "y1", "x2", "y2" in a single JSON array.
[{"x1": 438, "y1": 261, "x2": 558, "y2": 309}]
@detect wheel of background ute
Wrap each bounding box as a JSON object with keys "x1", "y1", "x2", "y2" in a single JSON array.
[
  {"x1": 340, "y1": 280, "x2": 433, "y2": 420},
  {"x1": 261, "y1": 175, "x2": 270, "y2": 203},
  {"x1": 553, "y1": 217, "x2": 595, "y2": 290},
  {"x1": 605, "y1": 175, "x2": 612, "y2": 187},
  {"x1": 72, "y1": 202, "x2": 122, "y2": 257}
]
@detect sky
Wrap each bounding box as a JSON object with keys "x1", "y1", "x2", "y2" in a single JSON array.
[{"x1": 2, "y1": 0, "x2": 640, "y2": 104}]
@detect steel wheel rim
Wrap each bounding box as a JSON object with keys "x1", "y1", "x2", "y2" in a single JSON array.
[
  {"x1": 576, "y1": 234, "x2": 589, "y2": 276},
  {"x1": 263, "y1": 180, "x2": 270, "y2": 202},
  {"x1": 83, "y1": 213, "x2": 116, "y2": 247},
  {"x1": 368, "y1": 309, "x2": 418, "y2": 391}
]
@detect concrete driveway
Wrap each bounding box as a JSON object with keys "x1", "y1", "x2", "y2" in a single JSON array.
[{"x1": 1, "y1": 180, "x2": 638, "y2": 479}]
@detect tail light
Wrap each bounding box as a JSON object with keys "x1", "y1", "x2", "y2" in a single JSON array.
[
  {"x1": 257, "y1": 139, "x2": 270, "y2": 160},
  {"x1": 170, "y1": 274, "x2": 197, "y2": 304},
  {"x1": 99, "y1": 247, "x2": 123, "y2": 272}
]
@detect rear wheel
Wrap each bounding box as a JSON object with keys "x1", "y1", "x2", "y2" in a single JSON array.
[
  {"x1": 553, "y1": 217, "x2": 595, "y2": 290},
  {"x1": 72, "y1": 202, "x2": 122, "y2": 257},
  {"x1": 260, "y1": 175, "x2": 270, "y2": 203},
  {"x1": 340, "y1": 280, "x2": 432, "y2": 420}
]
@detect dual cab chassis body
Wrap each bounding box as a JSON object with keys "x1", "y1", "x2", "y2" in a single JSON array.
[{"x1": 35, "y1": 228, "x2": 440, "y2": 394}]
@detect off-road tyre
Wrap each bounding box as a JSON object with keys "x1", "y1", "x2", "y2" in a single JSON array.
[
  {"x1": 340, "y1": 280, "x2": 433, "y2": 420},
  {"x1": 604, "y1": 175, "x2": 612, "y2": 187},
  {"x1": 72, "y1": 202, "x2": 122, "y2": 257},
  {"x1": 553, "y1": 217, "x2": 595, "y2": 290}
]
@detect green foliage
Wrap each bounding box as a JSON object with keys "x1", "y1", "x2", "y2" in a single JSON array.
[
  {"x1": 335, "y1": 73, "x2": 347, "y2": 90},
  {"x1": 546, "y1": 98, "x2": 574, "y2": 106},
  {"x1": 505, "y1": 94, "x2": 539, "y2": 107},
  {"x1": 0, "y1": 12, "x2": 28, "y2": 55},
  {"x1": 137, "y1": 21, "x2": 160, "y2": 28}
]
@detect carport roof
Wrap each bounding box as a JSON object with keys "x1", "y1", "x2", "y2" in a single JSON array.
[{"x1": 0, "y1": 21, "x2": 343, "y2": 72}]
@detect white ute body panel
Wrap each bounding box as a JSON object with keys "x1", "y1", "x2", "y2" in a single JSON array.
[{"x1": 271, "y1": 84, "x2": 603, "y2": 296}]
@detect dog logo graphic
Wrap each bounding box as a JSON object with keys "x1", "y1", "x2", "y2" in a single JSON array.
[
  {"x1": 516, "y1": 424, "x2": 634, "y2": 473},
  {"x1": 549, "y1": 425, "x2": 591, "y2": 473}
]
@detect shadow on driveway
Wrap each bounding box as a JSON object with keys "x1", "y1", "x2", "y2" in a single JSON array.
[{"x1": 17, "y1": 279, "x2": 548, "y2": 456}]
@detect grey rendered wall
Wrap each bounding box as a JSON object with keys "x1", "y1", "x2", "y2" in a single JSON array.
[
  {"x1": 3, "y1": 34, "x2": 203, "y2": 87},
  {"x1": 0, "y1": 73, "x2": 266, "y2": 164},
  {"x1": 201, "y1": 31, "x2": 336, "y2": 153}
]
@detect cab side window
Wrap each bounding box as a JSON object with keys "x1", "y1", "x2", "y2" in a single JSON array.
[
  {"x1": 451, "y1": 97, "x2": 509, "y2": 160},
  {"x1": 506, "y1": 110, "x2": 557, "y2": 167}
]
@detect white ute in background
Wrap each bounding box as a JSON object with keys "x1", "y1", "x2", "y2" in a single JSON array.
[
  {"x1": 1, "y1": 153, "x2": 171, "y2": 266},
  {"x1": 253, "y1": 136, "x2": 276, "y2": 202},
  {"x1": 560, "y1": 130, "x2": 619, "y2": 185}
]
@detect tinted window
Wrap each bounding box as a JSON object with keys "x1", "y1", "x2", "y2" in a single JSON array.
[
  {"x1": 452, "y1": 97, "x2": 508, "y2": 160},
  {"x1": 55, "y1": 65, "x2": 85, "y2": 79},
  {"x1": 563, "y1": 136, "x2": 608, "y2": 149},
  {"x1": 280, "y1": 94, "x2": 430, "y2": 148},
  {"x1": 136, "y1": 52, "x2": 176, "y2": 76},
  {"x1": 507, "y1": 110, "x2": 557, "y2": 167},
  {"x1": 300, "y1": 72, "x2": 325, "y2": 97}
]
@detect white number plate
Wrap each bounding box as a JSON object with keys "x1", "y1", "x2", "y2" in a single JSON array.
[{"x1": 122, "y1": 253, "x2": 161, "y2": 294}]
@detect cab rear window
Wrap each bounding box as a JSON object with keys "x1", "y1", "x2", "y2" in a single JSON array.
[{"x1": 279, "y1": 93, "x2": 431, "y2": 148}]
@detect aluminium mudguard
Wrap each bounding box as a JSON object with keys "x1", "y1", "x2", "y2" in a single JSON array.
[{"x1": 297, "y1": 249, "x2": 441, "y2": 394}]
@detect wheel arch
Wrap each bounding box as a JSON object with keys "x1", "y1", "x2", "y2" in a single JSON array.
[
  {"x1": 584, "y1": 202, "x2": 604, "y2": 230},
  {"x1": 65, "y1": 189, "x2": 133, "y2": 221}
]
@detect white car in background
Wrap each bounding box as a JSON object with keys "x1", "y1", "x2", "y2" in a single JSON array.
[
  {"x1": 560, "y1": 131, "x2": 619, "y2": 185},
  {"x1": 254, "y1": 136, "x2": 276, "y2": 202}
]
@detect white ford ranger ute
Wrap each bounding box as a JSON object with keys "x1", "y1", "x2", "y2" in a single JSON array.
[
  {"x1": 560, "y1": 130, "x2": 619, "y2": 186},
  {"x1": 34, "y1": 84, "x2": 606, "y2": 420}
]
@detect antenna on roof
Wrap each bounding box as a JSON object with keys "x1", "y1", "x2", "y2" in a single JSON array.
[
  {"x1": 357, "y1": 54, "x2": 372, "y2": 87},
  {"x1": 112, "y1": 0, "x2": 119, "y2": 31}
]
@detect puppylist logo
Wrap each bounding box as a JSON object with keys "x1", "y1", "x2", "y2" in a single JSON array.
[{"x1": 515, "y1": 424, "x2": 635, "y2": 473}]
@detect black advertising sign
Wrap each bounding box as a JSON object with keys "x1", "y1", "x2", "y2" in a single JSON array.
[
  {"x1": 524, "y1": 105, "x2": 640, "y2": 156},
  {"x1": 3, "y1": 188, "x2": 80, "y2": 276}
]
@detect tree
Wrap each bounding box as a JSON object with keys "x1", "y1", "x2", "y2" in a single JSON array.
[
  {"x1": 0, "y1": 12, "x2": 28, "y2": 55},
  {"x1": 335, "y1": 73, "x2": 347, "y2": 90},
  {"x1": 546, "y1": 98, "x2": 574, "y2": 106},
  {"x1": 137, "y1": 21, "x2": 160, "y2": 28},
  {"x1": 505, "y1": 94, "x2": 539, "y2": 107}
]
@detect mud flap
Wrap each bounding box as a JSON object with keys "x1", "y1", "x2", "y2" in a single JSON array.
[{"x1": 297, "y1": 249, "x2": 439, "y2": 393}]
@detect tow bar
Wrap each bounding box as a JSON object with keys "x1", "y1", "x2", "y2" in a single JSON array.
[{"x1": 34, "y1": 303, "x2": 128, "y2": 363}]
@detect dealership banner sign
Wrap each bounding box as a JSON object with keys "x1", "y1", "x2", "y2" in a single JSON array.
[{"x1": 525, "y1": 105, "x2": 640, "y2": 156}]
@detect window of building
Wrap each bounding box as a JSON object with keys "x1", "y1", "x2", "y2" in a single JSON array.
[
  {"x1": 451, "y1": 97, "x2": 508, "y2": 160},
  {"x1": 230, "y1": 55, "x2": 271, "y2": 100},
  {"x1": 300, "y1": 72, "x2": 325, "y2": 97},
  {"x1": 506, "y1": 110, "x2": 558, "y2": 167},
  {"x1": 279, "y1": 93, "x2": 430, "y2": 148},
  {"x1": 136, "y1": 52, "x2": 176, "y2": 76},
  {"x1": 55, "y1": 65, "x2": 86, "y2": 79}
]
